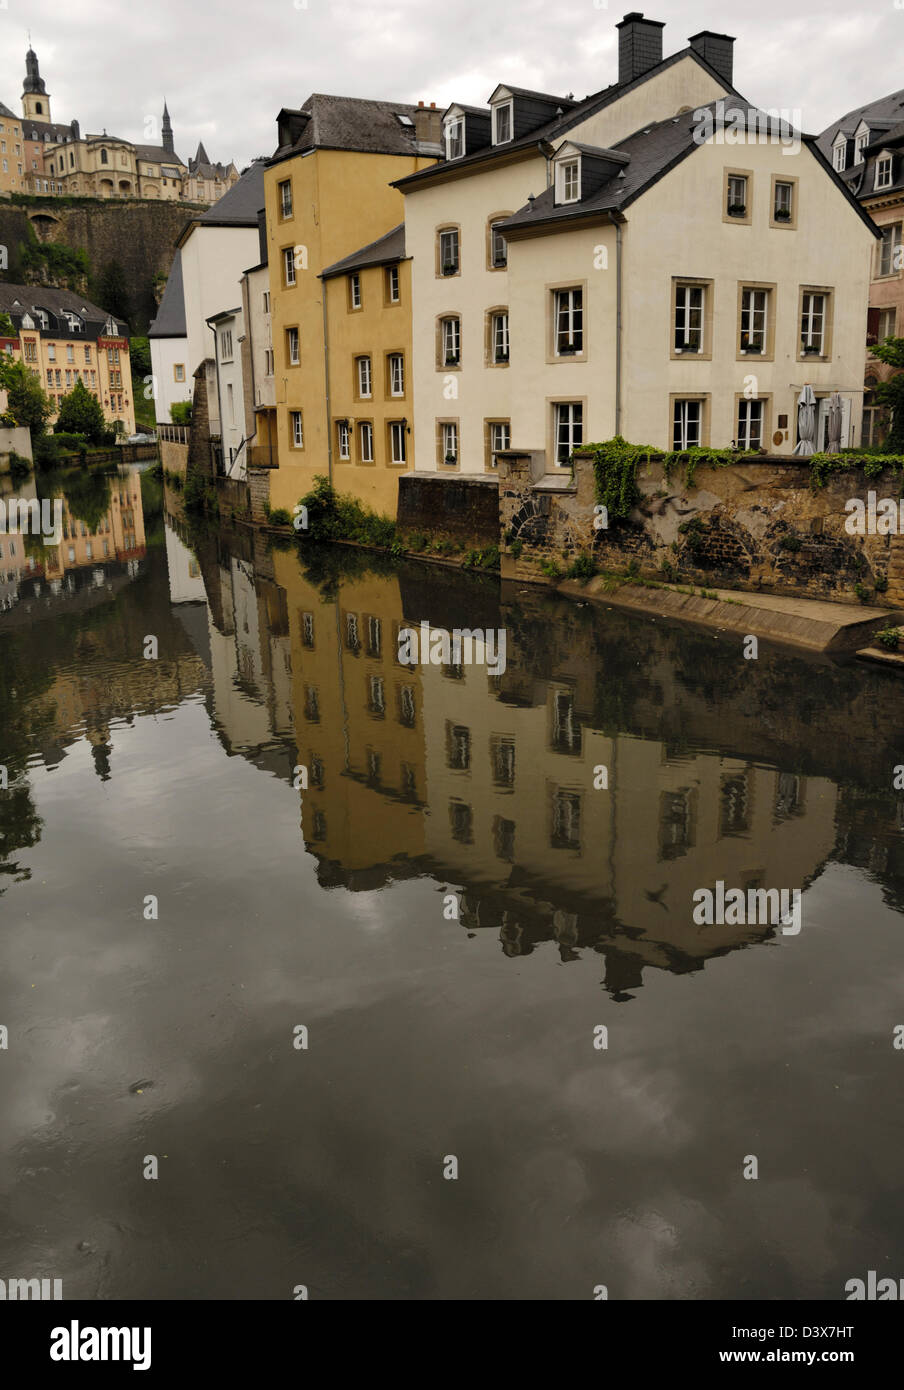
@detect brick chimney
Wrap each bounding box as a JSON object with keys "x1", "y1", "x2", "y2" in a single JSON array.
[
  {"x1": 414, "y1": 100, "x2": 442, "y2": 146},
  {"x1": 616, "y1": 12, "x2": 665, "y2": 86},
  {"x1": 688, "y1": 30, "x2": 735, "y2": 88}
]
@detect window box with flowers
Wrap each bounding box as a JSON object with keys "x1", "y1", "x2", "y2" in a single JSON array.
[{"x1": 774, "y1": 208, "x2": 792, "y2": 222}]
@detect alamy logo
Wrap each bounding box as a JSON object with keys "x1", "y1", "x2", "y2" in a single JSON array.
[
  {"x1": 0, "y1": 1276, "x2": 61, "y2": 1300},
  {"x1": 398, "y1": 621, "x2": 506, "y2": 675},
  {"x1": 844, "y1": 492, "x2": 904, "y2": 535},
  {"x1": 692, "y1": 881, "x2": 801, "y2": 934},
  {"x1": 50, "y1": 1321, "x2": 151, "y2": 1371},
  {"x1": 0, "y1": 496, "x2": 63, "y2": 546},
  {"x1": 845, "y1": 1271, "x2": 904, "y2": 1299},
  {"x1": 692, "y1": 100, "x2": 801, "y2": 155}
]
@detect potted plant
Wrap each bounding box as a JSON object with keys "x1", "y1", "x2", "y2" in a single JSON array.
[
  {"x1": 445, "y1": 352, "x2": 459, "y2": 366},
  {"x1": 802, "y1": 341, "x2": 820, "y2": 356},
  {"x1": 774, "y1": 207, "x2": 792, "y2": 222},
  {"x1": 727, "y1": 202, "x2": 747, "y2": 216},
  {"x1": 741, "y1": 334, "x2": 762, "y2": 354},
  {"x1": 444, "y1": 452, "x2": 457, "y2": 466},
  {"x1": 442, "y1": 261, "x2": 457, "y2": 276}
]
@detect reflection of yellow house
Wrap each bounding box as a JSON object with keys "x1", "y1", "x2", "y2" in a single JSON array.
[
  {"x1": 320, "y1": 226, "x2": 413, "y2": 514},
  {"x1": 264, "y1": 97, "x2": 440, "y2": 516},
  {"x1": 272, "y1": 553, "x2": 427, "y2": 879},
  {"x1": 42, "y1": 470, "x2": 146, "y2": 580}
]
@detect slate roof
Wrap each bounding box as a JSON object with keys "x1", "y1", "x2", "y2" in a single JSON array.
[
  {"x1": 494, "y1": 85, "x2": 579, "y2": 107},
  {"x1": 195, "y1": 158, "x2": 265, "y2": 224},
  {"x1": 147, "y1": 249, "x2": 186, "y2": 339},
  {"x1": 0, "y1": 101, "x2": 16, "y2": 119},
  {"x1": 394, "y1": 43, "x2": 742, "y2": 192},
  {"x1": 321, "y1": 223, "x2": 406, "y2": 278},
  {"x1": 0, "y1": 282, "x2": 128, "y2": 335},
  {"x1": 134, "y1": 142, "x2": 185, "y2": 166},
  {"x1": 500, "y1": 101, "x2": 880, "y2": 238},
  {"x1": 24, "y1": 119, "x2": 79, "y2": 142},
  {"x1": 817, "y1": 89, "x2": 904, "y2": 157},
  {"x1": 270, "y1": 94, "x2": 429, "y2": 163}
]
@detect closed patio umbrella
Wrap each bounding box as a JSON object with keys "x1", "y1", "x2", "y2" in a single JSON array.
[
  {"x1": 827, "y1": 391, "x2": 843, "y2": 452},
  {"x1": 792, "y1": 384, "x2": 817, "y2": 456}
]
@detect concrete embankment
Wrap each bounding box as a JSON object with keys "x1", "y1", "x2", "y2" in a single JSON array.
[{"x1": 557, "y1": 578, "x2": 903, "y2": 654}]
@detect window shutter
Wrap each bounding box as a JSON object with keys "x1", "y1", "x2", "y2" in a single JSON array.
[{"x1": 867, "y1": 306, "x2": 880, "y2": 346}]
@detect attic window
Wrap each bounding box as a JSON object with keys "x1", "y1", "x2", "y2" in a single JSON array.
[
  {"x1": 445, "y1": 118, "x2": 464, "y2": 160},
  {"x1": 833, "y1": 142, "x2": 846, "y2": 173},
  {"x1": 855, "y1": 130, "x2": 869, "y2": 163},
  {"x1": 396, "y1": 114, "x2": 414, "y2": 128},
  {"x1": 555, "y1": 158, "x2": 580, "y2": 205},
  {"x1": 876, "y1": 154, "x2": 893, "y2": 190},
  {"x1": 493, "y1": 102, "x2": 513, "y2": 145}
]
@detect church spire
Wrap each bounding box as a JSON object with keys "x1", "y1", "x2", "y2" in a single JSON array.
[
  {"x1": 162, "y1": 100, "x2": 174, "y2": 154},
  {"x1": 22, "y1": 43, "x2": 51, "y2": 122}
]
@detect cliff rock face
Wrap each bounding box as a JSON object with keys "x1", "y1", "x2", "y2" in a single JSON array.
[{"x1": 0, "y1": 199, "x2": 205, "y2": 333}]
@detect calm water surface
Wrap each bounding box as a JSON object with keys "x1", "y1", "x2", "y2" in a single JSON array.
[{"x1": 1, "y1": 467, "x2": 903, "y2": 1299}]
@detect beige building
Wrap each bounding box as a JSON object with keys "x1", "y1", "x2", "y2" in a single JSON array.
[{"x1": 397, "y1": 14, "x2": 878, "y2": 475}]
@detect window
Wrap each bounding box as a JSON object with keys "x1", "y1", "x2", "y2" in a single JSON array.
[
  {"x1": 356, "y1": 355, "x2": 372, "y2": 398},
  {"x1": 446, "y1": 118, "x2": 464, "y2": 160},
  {"x1": 559, "y1": 159, "x2": 580, "y2": 204},
  {"x1": 493, "y1": 102, "x2": 513, "y2": 144},
  {"x1": 673, "y1": 399, "x2": 702, "y2": 450},
  {"x1": 389, "y1": 421, "x2": 407, "y2": 464},
  {"x1": 490, "y1": 220, "x2": 507, "y2": 268},
  {"x1": 174, "y1": 363, "x2": 185, "y2": 381},
  {"x1": 774, "y1": 180, "x2": 793, "y2": 221},
  {"x1": 66, "y1": 344, "x2": 74, "y2": 362},
  {"x1": 441, "y1": 316, "x2": 461, "y2": 366},
  {"x1": 492, "y1": 311, "x2": 509, "y2": 363},
  {"x1": 283, "y1": 247, "x2": 296, "y2": 287},
  {"x1": 727, "y1": 173, "x2": 747, "y2": 215},
  {"x1": 387, "y1": 265, "x2": 400, "y2": 302},
  {"x1": 801, "y1": 292, "x2": 826, "y2": 354},
  {"x1": 333, "y1": 419, "x2": 349, "y2": 464},
  {"x1": 85, "y1": 346, "x2": 92, "y2": 363},
  {"x1": 290, "y1": 410, "x2": 304, "y2": 447},
  {"x1": 226, "y1": 382, "x2": 235, "y2": 426},
  {"x1": 833, "y1": 142, "x2": 846, "y2": 172},
  {"x1": 447, "y1": 722, "x2": 470, "y2": 769},
  {"x1": 47, "y1": 343, "x2": 56, "y2": 362},
  {"x1": 439, "y1": 227, "x2": 459, "y2": 276},
  {"x1": 388, "y1": 353, "x2": 404, "y2": 397},
  {"x1": 740, "y1": 288, "x2": 768, "y2": 353},
  {"x1": 856, "y1": 131, "x2": 869, "y2": 163},
  {"x1": 279, "y1": 179, "x2": 293, "y2": 217},
  {"x1": 441, "y1": 421, "x2": 458, "y2": 466},
  {"x1": 262, "y1": 290, "x2": 271, "y2": 313},
  {"x1": 359, "y1": 421, "x2": 374, "y2": 463},
  {"x1": 878, "y1": 223, "x2": 902, "y2": 276},
  {"x1": 101, "y1": 148, "x2": 108, "y2": 165},
  {"x1": 286, "y1": 327, "x2": 300, "y2": 365},
  {"x1": 554, "y1": 402, "x2": 582, "y2": 466},
  {"x1": 349, "y1": 273, "x2": 361, "y2": 309},
  {"x1": 674, "y1": 284, "x2": 704, "y2": 352},
  {"x1": 877, "y1": 307, "x2": 896, "y2": 341},
  {"x1": 554, "y1": 288, "x2": 583, "y2": 355},
  {"x1": 487, "y1": 420, "x2": 510, "y2": 469},
  {"x1": 220, "y1": 328, "x2": 233, "y2": 360},
  {"x1": 876, "y1": 155, "x2": 893, "y2": 191},
  {"x1": 737, "y1": 398, "x2": 764, "y2": 451},
  {"x1": 264, "y1": 349, "x2": 274, "y2": 375}
]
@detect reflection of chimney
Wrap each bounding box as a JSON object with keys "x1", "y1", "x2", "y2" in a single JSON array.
[
  {"x1": 414, "y1": 100, "x2": 442, "y2": 147},
  {"x1": 616, "y1": 12, "x2": 665, "y2": 86}
]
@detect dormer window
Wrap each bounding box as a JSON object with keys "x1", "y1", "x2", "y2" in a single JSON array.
[
  {"x1": 833, "y1": 141, "x2": 846, "y2": 173},
  {"x1": 493, "y1": 102, "x2": 513, "y2": 145},
  {"x1": 556, "y1": 159, "x2": 580, "y2": 205},
  {"x1": 856, "y1": 130, "x2": 869, "y2": 163},
  {"x1": 876, "y1": 154, "x2": 894, "y2": 191},
  {"x1": 445, "y1": 118, "x2": 464, "y2": 160}
]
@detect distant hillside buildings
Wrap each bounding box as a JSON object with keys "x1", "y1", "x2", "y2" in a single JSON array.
[{"x1": 0, "y1": 47, "x2": 238, "y2": 205}]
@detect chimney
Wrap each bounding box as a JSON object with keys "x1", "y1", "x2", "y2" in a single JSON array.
[
  {"x1": 414, "y1": 101, "x2": 442, "y2": 146},
  {"x1": 616, "y1": 12, "x2": 665, "y2": 86},
  {"x1": 688, "y1": 30, "x2": 735, "y2": 89}
]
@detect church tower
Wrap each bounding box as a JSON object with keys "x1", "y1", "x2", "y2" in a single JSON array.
[
  {"x1": 22, "y1": 46, "x2": 51, "y2": 122},
  {"x1": 162, "y1": 101, "x2": 174, "y2": 154}
]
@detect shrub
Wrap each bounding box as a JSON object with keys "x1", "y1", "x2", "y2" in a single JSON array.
[
  {"x1": 50, "y1": 431, "x2": 89, "y2": 457},
  {"x1": 566, "y1": 552, "x2": 596, "y2": 580},
  {"x1": 170, "y1": 401, "x2": 193, "y2": 426},
  {"x1": 268, "y1": 507, "x2": 292, "y2": 527},
  {"x1": 779, "y1": 533, "x2": 802, "y2": 552},
  {"x1": 540, "y1": 558, "x2": 563, "y2": 579},
  {"x1": 510, "y1": 539, "x2": 523, "y2": 559},
  {"x1": 297, "y1": 475, "x2": 398, "y2": 550},
  {"x1": 877, "y1": 627, "x2": 900, "y2": 651},
  {"x1": 6, "y1": 450, "x2": 32, "y2": 480}
]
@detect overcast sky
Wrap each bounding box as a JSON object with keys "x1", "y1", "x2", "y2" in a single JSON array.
[{"x1": 1, "y1": 0, "x2": 901, "y2": 170}]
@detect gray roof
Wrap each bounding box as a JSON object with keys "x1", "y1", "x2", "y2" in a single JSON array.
[
  {"x1": 271, "y1": 94, "x2": 428, "y2": 162},
  {"x1": 493, "y1": 85, "x2": 578, "y2": 107},
  {"x1": 501, "y1": 101, "x2": 880, "y2": 238},
  {"x1": 148, "y1": 249, "x2": 186, "y2": 339},
  {"x1": 395, "y1": 44, "x2": 741, "y2": 192},
  {"x1": 0, "y1": 101, "x2": 16, "y2": 119},
  {"x1": 134, "y1": 143, "x2": 185, "y2": 166},
  {"x1": 817, "y1": 89, "x2": 904, "y2": 157},
  {"x1": 321, "y1": 223, "x2": 405, "y2": 278},
  {"x1": 195, "y1": 158, "x2": 265, "y2": 224},
  {"x1": 0, "y1": 282, "x2": 128, "y2": 333}
]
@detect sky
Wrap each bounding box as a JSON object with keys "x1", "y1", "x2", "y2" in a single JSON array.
[{"x1": 0, "y1": 0, "x2": 901, "y2": 170}]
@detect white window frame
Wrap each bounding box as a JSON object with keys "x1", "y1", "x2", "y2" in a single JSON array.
[
  {"x1": 490, "y1": 221, "x2": 507, "y2": 268},
  {"x1": 359, "y1": 421, "x2": 374, "y2": 463},
  {"x1": 389, "y1": 352, "x2": 404, "y2": 397},
  {"x1": 490, "y1": 420, "x2": 510, "y2": 464},
  {"x1": 737, "y1": 398, "x2": 763, "y2": 450},
  {"x1": 493, "y1": 311, "x2": 509, "y2": 363},
  {"x1": 390, "y1": 421, "x2": 407, "y2": 464},
  {"x1": 357, "y1": 355, "x2": 372, "y2": 398},
  {"x1": 441, "y1": 421, "x2": 458, "y2": 465},
  {"x1": 774, "y1": 180, "x2": 793, "y2": 219},
  {"x1": 833, "y1": 141, "x2": 846, "y2": 173},
  {"x1": 388, "y1": 265, "x2": 400, "y2": 302},
  {"x1": 287, "y1": 327, "x2": 299, "y2": 365},
  {"x1": 442, "y1": 316, "x2": 461, "y2": 366},
  {"x1": 801, "y1": 292, "x2": 826, "y2": 353},
  {"x1": 445, "y1": 118, "x2": 464, "y2": 160},
  {"x1": 554, "y1": 288, "x2": 583, "y2": 355},
  {"x1": 855, "y1": 131, "x2": 869, "y2": 163},
  {"x1": 673, "y1": 399, "x2": 702, "y2": 450},
  {"x1": 493, "y1": 101, "x2": 513, "y2": 145},
  {"x1": 290, "y1": 410, "x2": 303, "y2": 447},
  {"x1": 557, "y1": 159, "x2": 580, "y2": 204},
  {"x1": 876, "y1": 155, "x2": 893, "y2": 191},
  {"x1": 337, "y1": 420, "x2": 350, "y2": 459},
  {"x1": 727, "y1": 173, "x2": 748, "y2": 214},
  {"x1": 439, "y1": 227, "x2": 459, "y2": 275},
  {"x1": 279, "y1": 180, "x2": 293, "y2": 217},
  {"x1": 878, "y1": 223, "x2": 902, "y2": 277},
  {"x1": 350, "y1": 273, "x2": 361, "y2": 309},
  {"x1": 877, "y1": 307, "x2": 896, "y2": 341},
  {"x1": 674, "y1": 284, "x2": 704, "y2": 352},
  {"x1": 740, "y1": 288, "x2": 768, "y2": 353},
  {"x1": 554, "y1": 402, "x2": 582, "y2": 466}
]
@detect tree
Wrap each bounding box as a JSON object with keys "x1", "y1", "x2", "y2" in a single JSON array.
[
  {"x1": 0, "y1": 356, "x2": 53, "y2": 435},
  {"x1": 95, "y1": 260, "x2": 131, "y2": 322},
  {"x1": 170, "y1": 400, "x2": 192, "y2": 425},
  {"x1": 0, "y1": 312, "x2": 16, "y2": 337},
  {"x1": 129, "y1": 334, "x2": 151, "y2": 377},
  {"x1": 55, "y1": 378, "x2": 107, "y2": 444},
  {"x1": 872, "y1": 337, "x2": 904, "y2": 451}
]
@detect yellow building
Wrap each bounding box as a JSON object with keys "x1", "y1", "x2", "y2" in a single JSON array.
[
  {"x1": 263, "y1": 96, "x2": 441, "y2": 517},
  {"x1": 0, "y1": 101, "x2": 26, "y2": 195},
  {"x1": 320, "y1": 225, "x2": 413, "y2": 513}
]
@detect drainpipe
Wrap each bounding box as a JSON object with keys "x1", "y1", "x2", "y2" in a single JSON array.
[
  {"x1": 320, "y1": 280, "x2": 333, "y2": 485},
  {"x1": 206, "y1": 317, "x2": 223, "y2": 477},
  {"x1": 614, "y1": 215, "x2": 624, "y2": 438}
]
